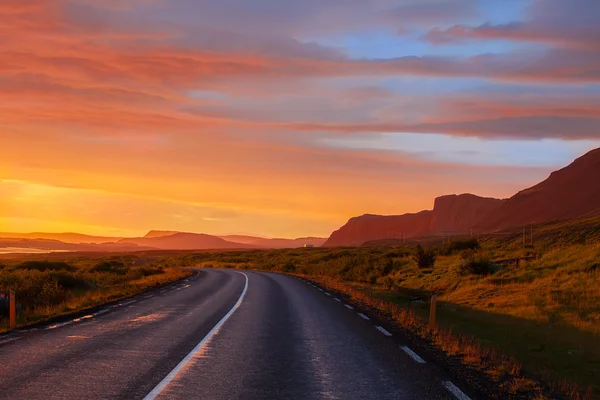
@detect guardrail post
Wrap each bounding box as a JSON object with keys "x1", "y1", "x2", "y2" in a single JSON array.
[
  {"x1": 9, "y1": 290, "x2": 16, "y2": 330},
  {"x1": 428, "y1": 294, "x2": 437, "y2": 329}
]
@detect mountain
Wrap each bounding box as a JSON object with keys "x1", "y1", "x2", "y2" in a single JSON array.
[
  {"x1": 0, "y1": 232, "x2": 122, "y2": 244},
  {"x1": 475, "y1": 148, "x2": 600, "y2": 232},
  {"x1": 324, "y1": 194, "x2": 505, "y2": 247},
  {"x1": 219, "y1": 235, "x2": 327, "y2": 248},
  {"x1": 144, "y1": 232, "x2": 327, "y2": 248},
  {"x1": 0, "y1": 238, "x2": 152, "y2": 252},
  {"x1": 118, "y1": 232, "x2": 256, "y2": 250},
  {"x1": 144, "y1": 230, "x2": 181, "y2": 239}
]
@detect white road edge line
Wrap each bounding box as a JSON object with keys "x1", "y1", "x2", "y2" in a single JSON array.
[
  {"x1": 0, "y1": 337, "x2": 21, "y2": 345},
  {"x1": 442, "y1": 381, "x2": 472, "y2": 400},
  {"x1": 94, "y1": 309, "x2": 110, "y2": 316},
  {"x1": 46, "y1": 320, "x2": 74, "y2": 330},
  {"x1": 325, "y1": 292, "x2": 332, "y2": 296},
  {"x1": 318, "y1": 288, "x2": 324, "y2": 292},
  {"x1": 375, "y1": 326, "x2": 392, "y2": 337},
  {"x1": 344, "y1": 304, "x2": 354, "y2": 310},
  {"x1": 143, "y1": 272, "x2": 249, "y2": 400},
  {"x1": 400, "y1": 346, "x2": 426, "y2": 364},
  {"x1": 358, "y1": 313, "x2": 370, "y2": 320},
  {"x1": 334, "y1": 298, "x2": 341, "y2": 302}
]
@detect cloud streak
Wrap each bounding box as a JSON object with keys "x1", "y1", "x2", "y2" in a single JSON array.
[{"x1": 1, "y1": 0, "x2": 599, "y2": 236}]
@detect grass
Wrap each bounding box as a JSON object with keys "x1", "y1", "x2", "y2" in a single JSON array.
[
  {"x1": 0, "y1": 253, "x2": 192, "y2": 332},
  {"x1": 1, "y1": 216, "x2": 598, "y2": 397},
  {"x1": 163, "y1": 216, "x2": 600, "y2": 398}
]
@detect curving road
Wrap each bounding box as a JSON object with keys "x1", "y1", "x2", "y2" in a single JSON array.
[{"x1": 0, "y1": 269, "x2": 472, "y2": 400}]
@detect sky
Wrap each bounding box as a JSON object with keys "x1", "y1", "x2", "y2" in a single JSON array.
[{"x1": 1, "y1": 0, "x2": 600, "y2": 238}]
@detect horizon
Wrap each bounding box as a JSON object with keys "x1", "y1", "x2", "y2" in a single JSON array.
[{"x1": 2, "y1": 0, "x2": 600, "y2": 238}]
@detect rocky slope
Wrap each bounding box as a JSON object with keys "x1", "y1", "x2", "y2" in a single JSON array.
[{"x1": 324, "y1": 194, "x2": 504, "y2": 246}]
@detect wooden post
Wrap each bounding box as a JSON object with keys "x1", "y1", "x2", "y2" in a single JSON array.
[
  {"x1": 9, "y1": 290, "x2": 16, "y2": 330},
  {"x1": 428, "y1": 294, "x2": 437, "y2": 329}
]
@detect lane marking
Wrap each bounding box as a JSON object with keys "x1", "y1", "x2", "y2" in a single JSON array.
[
  {"x1": 334, "y1": 298, "x2": 341, "y2": 302},
  {"x1": 46, "y1": 320, "x2": 74, "y2": 330},
  {"x1": 0, "y1": 337, "x2": 21, "y2": 345},
  {"x1": 358, "y1": 313, "x2": 370, "y2": 320},
  {"x1": 73, "y1": 315, "x2": 94, "y2": 323},
  {"x1": 144, "y1": 295, "x2": 155, "y2": 299},
  {"x1": 325, "y1": 292, "x2": 332, "y2": 297},
  {"x1": 344, "y1": 304, "x2": 354, "y2": 310},
  {"x1": 119, "y1": 300, "x2": 137, "y2": 307},
  {"x1": 318, "y1": 288, "x2": 324, "y2": 292},
  {"x1": 442, "y1": 381, "x2": 472, "y2": 400},
  {"x1": 94, "y1": 309, "x2": 110, "y2": 316},
  {"x1": 144, "y1": 272, "x2": 249, "y2": 400},
  {"x1": 376, "y1": 326, "x2": 392, "y2": 337},
  {"x1": 400, "y1": 346, "x2": 426, "y2": 364}
]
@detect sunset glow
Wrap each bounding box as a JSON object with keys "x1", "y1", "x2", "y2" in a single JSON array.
[{"x1": 2, "y1": 0, "x2": 599, "y2": 238}]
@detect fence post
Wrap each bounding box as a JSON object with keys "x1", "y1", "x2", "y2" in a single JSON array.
[
  {"x1": 9, "y1": 290, "x2": 16, "y2": 330},
  {"x1": 428, "y1": 294, "x2": 437, "y2": 329}
]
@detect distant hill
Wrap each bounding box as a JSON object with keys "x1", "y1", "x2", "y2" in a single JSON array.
[
  {"x1": 475, "y1": 148, "x2": 600, "y2": 232},
  {"x1": 0, "y1": 232, "x2": 122, "y2": 244},
  {"x1": 118, "y1": 232, "x2": 256, "y2": 250},
  {"x1": 220, "y1": 235, "x2": 327, "y2": 248},
  {"x1": 324, "y1": 194, "x2": 504, "y2": 247},
  {"x1": 143, "y1": 230, "x2": 181, "y2": 239},
  {"x1": 0, "y1": 238, "x2": 152, "y2": 252}
]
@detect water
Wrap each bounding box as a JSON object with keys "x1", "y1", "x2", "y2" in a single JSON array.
[{"x1": 0, "y1": 247, "x2": 68, "y2": 254}]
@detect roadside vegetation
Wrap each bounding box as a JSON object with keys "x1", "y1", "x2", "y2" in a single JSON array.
[
  {"x1": 0, "y1": 254, "x2": 191, "y2": 332},
  {"x1": 1, "y1": 216, "x2": 597, "y2": 397},
  {"x1": 171, "y1": 216, "x2": 600, "y2": 399}
]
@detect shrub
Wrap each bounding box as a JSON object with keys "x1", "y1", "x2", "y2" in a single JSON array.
[
  {"x1": 458, "y1": 250, "x2": 495, "y2": 275},
  {"x1": 90, "y1": 261, "x2": 128, "y2": 275},
  {"x1": 380, "y1": 276, "x2": 395, "y2": 290},
  {"x1": 49, "y1": 272, "x2": 90, "y2": 291},
  {"x1": 413, "y1": 245, "x2": 436, "y2": 269},
  {"x1": 19, "y1": 261, "x2": 75, "y2": 272},
  {"x1": 281, "y1": 261, "x2": 296, "y2": 273},
  {"x1": 440, "y1": 239, "x2": 480, "y2": 256}
]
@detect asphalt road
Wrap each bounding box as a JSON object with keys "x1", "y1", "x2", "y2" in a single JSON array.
[{"x1": 0, "y1": 269, "x2": 472, "y2": 400}]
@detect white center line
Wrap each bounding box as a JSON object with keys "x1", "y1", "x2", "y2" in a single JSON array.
[
  {"x1": 144, "y1": 295, "x2": 155, "y2": 299},
  {"x1": 0, "y1": 337, "x2": 21, "y2": 345},
  {"x1": 94, "y1": 309, "x2": 110, "y2": 316},
  {"x1": 358, "y1": 313, "x2": 370, "y2": 320},
  {"x1": 120, "y1": 300, "x2": 137, "y2": 307},
  {"x1": 400, "y1": 346, "x2": 426, "y2": 364},
  {"x1": 442, "y1": 381, "x2": 472, "y2": 400},
  {"x1": 143, "y1": 272, "x2": 249, "y2": 400},
  {"x1": 318, "y1": 288, "x2": 324, "y2": 292},
  {"x1": 344, "y1": 304, "x2": 354, "y2": 310},
  {"x1": 325, "y1": 292, "x2": 332, "y2": 296},
  {"x1": 375, "y1": 326, "x2": 392, "y2": 337},
  {"x1": 334, "y1": 298, "x2": 341, "y2": 302}
]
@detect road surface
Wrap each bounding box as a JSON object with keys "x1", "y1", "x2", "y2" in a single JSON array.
[{"x1": 0, "y1": 269, "x2": 472, "y2": 399}]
